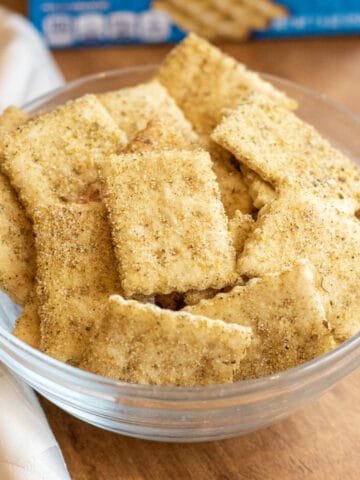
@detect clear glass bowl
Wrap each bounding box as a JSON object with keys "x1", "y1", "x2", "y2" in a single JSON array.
[{"x1": 0, "y1": 66, "x2": 360, "y2": 442}]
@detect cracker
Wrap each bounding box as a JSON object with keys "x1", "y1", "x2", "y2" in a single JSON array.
[
  {"x1": 158, "y1": 0, "x2": 251, "y2": 40},
  {"x1": 123, "y1": 96, "x2": 199, "y2": 154},
  {"x1": 228, "y1": 210, "x2": 254, "y2": 259},
  {"x1": 0, "y1": 108, "x2": 34, "y2": 306},
  {"x1": 158, "y1": 33, "x2": 296, "y2": 140},
  {"x1": 98, "y1": 80, "x2": 180, "y2": 142},
  {"x1": 210, "y1": 0, "x2": 269, "y2": 29},
  {"x1": 212, "y1": 94, "x2": 360, "y2": 213},
  {"x1": 183, "y1": 289, "x2": 218, "y2": 306},
  {"x1": 241, "y1": 0, "x2": 287, "y2": 19},
  {"x1": 241, "y1": 165, "x2": 276, "y2": 209},
  {"x1": 0, "y1": 175, "x2": 35, "y2": 305},
  {"x1": 2, "y1": 95, "x2": 126, "y2": 212},
  {"x1": 13, "y1": 302, "x2": 40, "y2": 349},
  {"x1": 239, "y1": 191, "x2": 360, "y2": 342},
  {"x1": 0, "y1": 106, "x2": 29, "y2": 135},
  {"x1": 212, "y1": 158, "x2": 253, "y2": 217},
  {"x1": 185, "y1": 260, "x2": 335, "y2": 379},
  {"x1": 98, "y1": 150, "x2": 236, "y2": 296},
  {"x1": 35, "y1": 202, "x2": 121, "y2": 363},
  {"x1": 81, "y1": 295, "x2": 252, "y2": 386}
]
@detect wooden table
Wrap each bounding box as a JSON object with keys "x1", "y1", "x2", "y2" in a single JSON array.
[{"x1": 6, "y1": 3, "x2": 360, "y2": 478}]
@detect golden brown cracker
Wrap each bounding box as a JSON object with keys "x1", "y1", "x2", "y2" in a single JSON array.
[
  {"x1": 241, "y1": 165, "x2": 276, "y2": 209},
  {"x1": 239, "y1": 191, "x2": 360, "y2": 342},
  {"x1": 212, "y1": 94, "x2": 360, "y2": 213},
  {"x1": 158, "y1": 33, "x2": 296, "y2": 139},
  {"x1": 81, "y1": 295, "x2": 252, "y2": 386},
  {"x1": 185, "y1": 260, "x2": 334, "y2": 379},
  {"x1": 0, "y1": 106, "x2": 29, "y2": 135},
  {"x1": 183, "y1": 288, "x2": 218, "y2": 306},
  {"x1": 13, "y1": 302, "x2": 40, "y2": 349},
  {"x1": 0, "y1": 107, "x2": 34, "y2": 306},
  {"x1": 228, "y1": 210, "x2": 254, "y2": 259},
  {"x1": 123, "y1": 95, "x2": 199, "y2": 154},
  {"x1": 212, "y1": 158, "x2": 253, "y2": 217},
  {"x1": 98, "y1": 150, "x2": 237, "y2": 296},
  {"x1": 2, "y1": 95, "x2": 126, "y2": 212},
  {"x1": 35, "y1": 202, "x2": 121, "y2": 363},
  {"x1": 210, "y1": 0, "x2": 269, "y2": 29},
  {"x1": 98, "y1": 80, "x2": 179, "y2": 142},
  {"x1": 241, "y1": 0, "x2": 287, "y2": 19},
  {"x1": 0, "y1": 175, "x2": 35, "y2": 305}
]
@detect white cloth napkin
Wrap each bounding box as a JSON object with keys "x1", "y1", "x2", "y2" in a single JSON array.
[
  {"x1": 0, "y1": 6, "x2": 63, "y2": 110},
  {"x1": 0, "y1": 7, "x2": 70, "y2": 480}
]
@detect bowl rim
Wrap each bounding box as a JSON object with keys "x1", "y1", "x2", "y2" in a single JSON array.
[{"x1": 1, "y1": 65, "x2": 360, "y2": 401}]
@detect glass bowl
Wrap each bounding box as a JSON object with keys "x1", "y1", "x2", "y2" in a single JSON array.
[{"x1": 0, "y1": 66, "x2": 360, "y2": 443}]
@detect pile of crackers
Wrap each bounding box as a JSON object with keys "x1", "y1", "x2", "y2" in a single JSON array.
[
  {"x1": 1, "y1": 34, "x2": 359, "y2": 387},
  {"x1": 153, "y1": 0, "x2": 287, "y2": 41}
]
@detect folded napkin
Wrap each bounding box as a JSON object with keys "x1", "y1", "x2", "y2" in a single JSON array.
[{"x1": 0, "y1": 7, "x2": 70, "y2": 480}]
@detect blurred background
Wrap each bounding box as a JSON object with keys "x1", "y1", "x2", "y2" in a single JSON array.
[{"x1": 3, "y1": 0, "x2": 360, "y2": 114}]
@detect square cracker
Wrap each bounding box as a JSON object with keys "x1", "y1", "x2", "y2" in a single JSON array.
[
  {"x1": 157, "y1": 33, "x2": 296, "y2": 139},
  {"x1": 98, "y1": 80, "x2": 179, "y2": 143},
  {"x1": 212, "y1": 94, "x2": 360, "y2": 213},
  {"x1": 2, "y1": 95, "x2": 126, "y2": 213},
  {"x1": 98, "y1": 150, "x2": 237, "y2": 296},
  {"x1": 0, "y1": 107, "x2": 34, "y2": 306},
  {"x1": 35, "y1": 202, "x2": 121, "y2": 364},
  {"x1": 239, "y1": 191, "x2": 360, "y2": 343},
  {"x1": 185, "y1": 260, "x2": 335, "y2": 380},
  {"x1": 81, "y1": 295, "x2": 252, "y2": 386}
]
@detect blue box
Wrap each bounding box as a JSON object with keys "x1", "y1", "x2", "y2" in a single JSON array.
[{"x1": 28, "y1": 1, "x2": 360, "y2": 48}]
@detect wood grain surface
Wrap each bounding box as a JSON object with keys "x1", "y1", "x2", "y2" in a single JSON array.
[{"x1": 7, "y1": 3, "x2": 360, "y2": 478}]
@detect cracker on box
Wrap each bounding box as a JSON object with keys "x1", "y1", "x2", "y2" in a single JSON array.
[
  {"x1": 239, "y1": 191, "x2": 360, "y2": 343},
  {"x1": 157, "y1": 33, "x2": 297, "y2": 139},
  {"x1": 2, "y1": 95, "x2": 127, "y2": 213},
  {"x1": 81, "y1": 295, "x2": 252, "y2": 386},
  {"x1": 153, "y1": 2, "x2": 219, "y2": 39},
  {"x1": 35, "y1": 202, "x2": 121, "y2": 363},
  {"x1": 212, "y1": 94, "x2": 360, "y2": 213},
  {"x1": 185, "y1": 260, "x2": 335, "y2": 379},
  {"x1": 0, "y1": 107, "x2": 34, "y2": 306},
  {"x1": 98, "y1": 150, "x2": 237, "y2": 297},
  {"x1": 157, "y1": 0, "x2": 251, "y2": 41}
]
